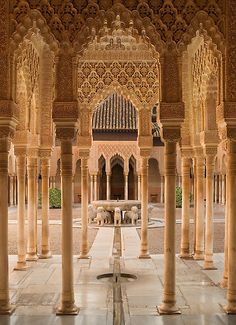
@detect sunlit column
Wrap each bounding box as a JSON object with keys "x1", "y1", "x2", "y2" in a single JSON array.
[
  {"x1": 158, "y1": 141, "x2": 180, "y2": 314},
  {"x1": 124, "y1": 173, "x2": 128, "y2": 200},
  {"x1": 106, "y1": 173, "x2": 111, "y2": 200},
  {"x1": 0, "y1": 137, "x2": 15, "y2": 314},
  {"x1": 138, "y1": 174, "x2": 141, "y2": 201},
  {"x1": 56, "y1": 139, "x2": 78, "y2": 315},
  {"x1": 204, "y1": 154, "x2": 216, "y2": 269},
  {"x1": 139, "y1": 156, "x2": 150, "y2": 258},
  {"x1": 79, "y1": 153, "x2": 90, "y2": 259},
  {"x1": 180, "y1": 157, "x2": 191, "y2": 258},
  {"x1": 39, "y1": 156, "x2": 52, "y2": 259},
  {"x1": 14, "y1": 153, "x2": 28, "y2": 270},
  {"x1": 193, "y1": 156, "x2": 205, "y2": 260},
  {"x1": 26, "y1": 156, "x2": 38, "y2": 261}
]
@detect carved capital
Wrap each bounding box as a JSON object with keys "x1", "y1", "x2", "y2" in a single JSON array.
[
  {"x1": 14, "y1": 145, "x2": 27, "y2": 157},
  {"x1": 77, "y1": 135, "x2": 92, "y2": 149},
  {"x1": 139, "y1": 148, "x2": 151, "y2": 158},
  {"x1": 39, "y1": 149, "x2": 52, "y2": 159},
  {"x1": 27, "y1": 147, "x2": 39, "y2": 158},
  {"x1": 180, "y1": 146, "x2": 193, "y2": 158},
  {"x1": 56, "y1": 127, "x2": 77, "y2": 141},
  {"x1": 78, "y1": 148, "x2": 90, "y2": 159},
  {"x1": 159, "y1": 102, "x2": 185, "y2": 126},
  {"x1": 161, "y1": 127, "x2": 181, "y2": 142},
  {"x1": 194, "y1": 146, "x2": 204, "y2": 158},
  {"x1": 53, "y1": 101, "x2": 78, "y2": 120}
]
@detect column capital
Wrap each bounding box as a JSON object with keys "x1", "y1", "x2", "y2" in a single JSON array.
[
  {"x1": 78, "y1": 148, "x2": 90, "y2": 158},
  {"x1": 180, "y1": 147, "x2": 193, "y2": 158},
  {"x1": 161, "y1": 127, "x2": 181, "y2": 143},
  {"x1": 39, "y1": 148, "x2": 52, "y2": 159},
  {"x1": 194, "y1": 146, "x2": 204, "y2": 158},
  {"x1": 14, "y1": 146, "x2": 27, "y2": 157},
  {"x1": 27, "y1": 147, "x2": 39, "y2": 158},
  {"x1": 139, "y1": 148, "x2": 151, "y2": 157}
]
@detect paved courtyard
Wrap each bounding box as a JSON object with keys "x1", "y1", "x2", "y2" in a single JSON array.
[{"x1": 0, "y1": 203, "x2": 233, "y2": 324}]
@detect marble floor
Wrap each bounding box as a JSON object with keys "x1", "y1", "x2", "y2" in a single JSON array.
[{"x1": 0, "y1": 225, "x2": 236, "y2": 325}]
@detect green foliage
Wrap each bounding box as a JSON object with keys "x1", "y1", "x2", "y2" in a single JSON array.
[
  {"x1": 176, "y1": 186, "x2": 193, "y2": 208},
  {"x1": 176, "y1": 186, "x2": 182, "y2": 208},
  {"x1": 38, "y1": 188, "x2": 61, "y2": 209}
]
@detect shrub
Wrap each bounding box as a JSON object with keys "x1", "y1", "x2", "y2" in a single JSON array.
[
  {"x1": 176, "y1": 186, "x2": 193, "y2": 208},
  {"x1": 38, "y1": 188, "x2": 61, "y2": 208},
  {"x1": 176, "y1": 186, "x2": 182, "y2": 208}
]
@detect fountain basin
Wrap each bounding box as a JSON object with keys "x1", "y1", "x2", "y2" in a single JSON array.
[{"x1": 92, "y1": 200, "x2": 141, "y2": 211}]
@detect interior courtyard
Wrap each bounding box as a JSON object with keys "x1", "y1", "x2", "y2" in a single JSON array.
[{"x1": 1, "y1": 0, "x2": 236, "y2": 324}]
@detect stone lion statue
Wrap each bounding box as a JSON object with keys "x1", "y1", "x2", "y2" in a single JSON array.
[{"x1": 114, "y1": 207, "x2": 121, "y2": 226}]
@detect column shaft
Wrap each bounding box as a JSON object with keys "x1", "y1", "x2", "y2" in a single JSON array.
[
  {"x1": 106, "y1": 174, "x2": 110, "y2": 200},
  {"x1": 222, "y1": 175, "x2": 225, "y2": 205},
  {"x1": 40, "y1": 158, "x2": 51, "y2": 259},
  {"x1": 0, "y1": 138, "x2": 14, "y2": 314},
  {"x1": 14, "y1": 155, "x2": 28, "y2": 270},
  {"x1": 124, "y1": 174, "x2": 128, "y2": 201},
  {"x1": 225, "y1": 141, "x2": 236, "y2": 313},
  {"x1": 159, "y1": 141, "x2": 179, "y2": 314},
  {"x1": 221, "y1": 169, "x2": 229, "y2": 288},
  {"x1": 26, "y1": 157, "x2": 38, "y2": 261},
  {"x1": 139, "y1": 157, "x2": 150, "y2": 258},
  {"x1": 204, "y1": 155, "x2": 216, "y2": 269},
  {"x1": 194, "y1": 157, "x2": 205, "y2": 260},
  {"x1": 80, "y1": 157, "x2": 89, "y2": 258},
  {"x1": 57, "y1": 139, "x2": 78, "y2": 314},
  {"x1": 180, "y1": 157, "x2": 191, "y2": 258},
  {"x1": 219, "y1": 175, "x2": 222, "y2": 204},
  {"x1": 94, "y1": 175, "x2": 98, "y2": 201},
  {"x1": 214, "y1": 175, "x2": 218, "y2": 203},
  {"x1": 160, "y1": 175, "x2": 164, "y2": 203},
  {"x1": 90, "y1": 175, "x2": 94, "y2": 202},
  {"x1": 138, "y1": 175, "x2": 141, "y2": 201}
]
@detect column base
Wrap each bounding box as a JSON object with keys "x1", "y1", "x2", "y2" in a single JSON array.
[
  {"x1": 56, "y1": 303, "x2": 79, "y2": 315},
  {"x1": 13, "y1": 261, "x2": 29, "y2": 271},
  {"x1": 138, "y1": 253, "x2": 151, "y2": 259},
  {"x1": 157, "y1": 303, "x2": 181, "y2": 315},
  {"x1": 39, "y1": 251, "x2": 52, "y2": 259},
  {"x1": 0, "y1": 303, "x2": 15, "y2": 315},
  {"x1": 26, "y1": 253, "x2": 38, "y2": 261},
  {"x1": 78, "y1": 254, "x2": 91, "y2": 260},
  {"x1": 223, "y1": 303, "x2": 236, "y2": 314},
  {"x1": 193, "y1": 251, "x2": 204, "y2": 260},
  {"x1": 203, "y1": 260, "x2": 217, "y2": 270},
  {"x1": 179, "y1": 251, "x2": 192, "y2": 259},
  {"x1": 219, "y1": 277, "x2": 228, "y2": 288}
]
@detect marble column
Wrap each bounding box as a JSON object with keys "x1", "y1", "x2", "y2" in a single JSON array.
[
  {"x1": 9, "y1": 176, "x2": 13, "y2": 206},
  {"x1": 138, "y1": 174, "x2": 141, "y2": 201},
  {"x1": 106, "y1": 173, "x2": 111, "y2": 200},
  {"x1": 214, "y1": 175, "x2": 218, "y2": 203},
  {"x1": 158, "y1": 141, "x2": 180, "y2": 314},
  {"x1": 0, "y1": 138, "x2": 15, "y2": 314},
  {"x1": 219, "y1": 174, "x2": 222, "y2": 205},
  {"x1": 204, "y1": 155, "x2": 216, "y2": 269},
  {"x1": 79, "y1": 155, "x2": 89, "y2": 259},
  {"x1": 57, "y1": 139, "x2": 78, "y2": 315},
  {"x1": 26, "y1": 157, "x2": 38, "y2": 261},
  {"x1": 90, "y1": 175, "x2": 94, "y2": 202},
  {"x1": 94, "y1": 174, "x2": 98, "y2": 201},
  {"x1": 40, "y1": 157, "x2": 52, "y2": 259},
  {"x1": 193, "y1": 156, "x2": 205, "y2": 260},
  {"x1": 139, "y1": 156, "x2": 150, "y2": 258},
  {"x1": 180, "y1": 157, "x2": 191, "y2": 258},
  {"x1": 13, "y1": 175, "x2": 17, "y2": 205},
  {"x1": 225, "y1": 140, "x2": 236, "y2": 313},
  {"x1": 160, "y1": 175, "x2": 164, "y2": 203},
  {"x1": 124, "y1": 173, "x2": 128, "y2": 200},
  {"x1": 222, "y1": 175, "x2": 225, "y2": 205},
  {"x1": 14, "y1": 155, "x2": 28, "y2": 270},
  {"x1": 220, "y1": 169, "x2": 228, "y2": 288},
  {"x1": 193, "y1": 158, "x2": 197, "y2": 254}
]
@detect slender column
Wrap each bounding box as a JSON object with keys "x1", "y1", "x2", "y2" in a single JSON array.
[
  {"x1": 138, "y1": 174, "x2": 141, "y2": 201},
  {"x1": 26, "y1": 157, "x2": 38, "y2": 261},
  {"x1": 124, "y1": 174, "x2": 128, "y2": 200},
  {"x1": 13, "y1": 176, "x2": 17, "y2": 205},
  {"x1": 204, "y1": 155, "x2": 216, "y2": 269},
  {"x1": 106, "y1": 173, "x2": 111, "y2": 200},
  {"x1": 39, "y1": 157, "x2": 52, "y2": 259},
  {"x1": 214, "y1": 175, "x2": 218, "y2": 203},
  {"x1": 225, "y1": 140, "x2": 236, "y2": 313},
  {"x1": 180, "y1": 157, "x2": 191, "y2": 258},
  {"x1": 220, "y1": 168, "x2": 229, "y2": 288},
  {"x1": 193, "y1": 158, "x2": 197, "y2": 254},
  {"x1": 160, "y1": 175, "x2": 164, "y2": 203},
  {"x1": 222, "y1": 175, "x2": 226, "y2": 205},
  {"x1": 79, "y1": 155, "x2": 89, "y2": 259},
  {"x1": 34, "y1": 162, "x2": 38, "y2": 254},
  {"x1": 9, "y1": 176, "x2": 13, "y2": 206},
  {"x1": 0, "y1": 138, "x2": 14, "y2": 314},
  {"x1": 219, "y1": 174, "x2": 222, "y2": 204},
  {"x1": 139, "y1": 156, "x2": 150, "y2": 258},
  {"x1": 94, "y1": 174, "x2": 98, "y2": 201},
  {"x1": 90, "y1": 175, "x2": 94, "y2": 202},
  {"x1": 158, "y1": 141, "x2": 180, "y2": 314},
  {"x1": 193, "y1": 156, "x2": 205, "y2": 260},
  {"x1": 14, "y1": 155, "x2": 28, "y2": 270},
  {"x1": 57, "y1": 139, "x2": 78, "y2": 314}
]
